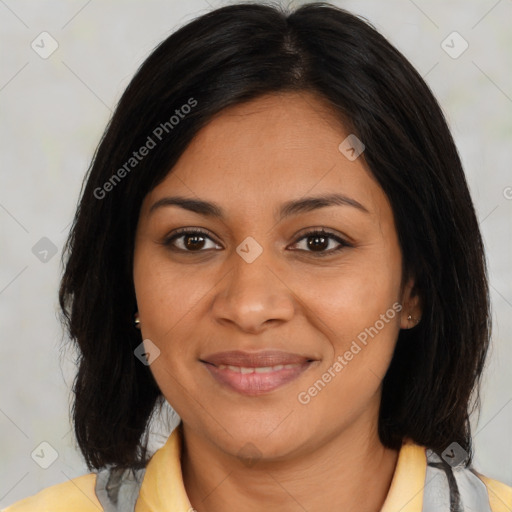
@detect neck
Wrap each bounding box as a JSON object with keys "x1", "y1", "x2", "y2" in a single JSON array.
[{"x1": 180, "y1": 418, "x2": 399, "y2": 512}]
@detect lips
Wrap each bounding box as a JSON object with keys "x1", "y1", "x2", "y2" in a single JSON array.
[
  {"x1": 200, "y1": 350, "x2": 316, "y2": 396},
  {"x1": 201, "y1": 350, "x2": 313, "y2": 368}
]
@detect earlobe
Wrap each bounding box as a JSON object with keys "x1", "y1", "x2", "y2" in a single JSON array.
[
  {"x1": 400, "y1": 278, "x2": 422, "y2": 329},
  {"x1": 404, "y1": 312, "x2": 421, "y2": 329}
]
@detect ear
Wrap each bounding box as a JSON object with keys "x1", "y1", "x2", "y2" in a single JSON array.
[{"x1": 399, "y1": 276, "x2": 422, "y2": 330}]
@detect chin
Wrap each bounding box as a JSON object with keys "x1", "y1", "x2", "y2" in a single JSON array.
[{"x1": 210, "y1": 417, "x2": 310, "y2": 462}]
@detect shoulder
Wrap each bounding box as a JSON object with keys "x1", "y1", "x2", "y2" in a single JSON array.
[
  {"x1": 1, "y1": 473, "x2": 101, "y2": 512},
  {"x1": 473, "y1": 471, "x2": 512, "y2": 512}
]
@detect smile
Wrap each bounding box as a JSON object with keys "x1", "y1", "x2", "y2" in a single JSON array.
[
  {"x1": 199, "y1": 349, "x2": 317, "y2": 396},
  {"x1": 216, "y1": 363, "x2": 304, "y2": 373}
]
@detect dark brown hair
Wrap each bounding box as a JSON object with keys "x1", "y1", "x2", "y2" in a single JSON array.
[{"x1": 59, "y1": 1, "x2": 490, "y2": 470}]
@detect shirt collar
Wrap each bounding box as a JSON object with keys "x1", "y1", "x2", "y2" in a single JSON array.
[
  {"x1": 380, "y1": 439, "x2": 427, "y2": 512},
  {"x1": 135, "y1": 424, "x2": 192, "y2": 512},
  {"x1": 135, "y1": 426, "x2": 426, "y2": 512}
]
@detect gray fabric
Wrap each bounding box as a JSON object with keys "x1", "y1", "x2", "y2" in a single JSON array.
[
  {"x1": 95, "y1": 467, "x2": 146, "y2": 512},
  {"x1": 422, "y1": 465, "x2": 452, "y2": 511},
  {"x1": 456, "y1": 469, "x2": 495, "y2": 511},
  {"x1": 423, "y1": 449, "x2": 493, "y2": 512}
]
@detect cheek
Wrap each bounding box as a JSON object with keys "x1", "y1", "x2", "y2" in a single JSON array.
[
  {"x1": 133, "y1": 247, "x2": 218, "y2": 379},
  {"x1": 295, "y1": 275, "x2": 401, "y2": 421},
  {"x1": 133, "y1": 256, "x2": 209, "y2": 410},
  {"x1": 299, "y1": 252, "x2": 401, "y2": 336},
  {"x1": 134, "y1": 238, "x2": 200, "y2": 321},
  {"x1": 297, "y1": 248, "x2": 402, "y2": 382}
]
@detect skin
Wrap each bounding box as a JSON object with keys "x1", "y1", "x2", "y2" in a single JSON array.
[{"x1": 133, "y1": 91, "x2": 422, "y2": 512}]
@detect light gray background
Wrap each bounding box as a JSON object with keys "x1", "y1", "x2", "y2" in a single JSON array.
[{"x1": 1, "y1": 0, "x2": 511, "y2": 507}]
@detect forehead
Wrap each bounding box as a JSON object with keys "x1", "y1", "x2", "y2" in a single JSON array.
[
  {"x1": 143, "y1": 91, "x2": 388, "y2": 222},
  {"x1": 183, "y1": 91, "x2": 350, "y2": 174}
]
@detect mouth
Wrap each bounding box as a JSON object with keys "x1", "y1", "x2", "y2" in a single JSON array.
[{"x1": 200, "y1": 350, "x2": 316, "y2": 396}]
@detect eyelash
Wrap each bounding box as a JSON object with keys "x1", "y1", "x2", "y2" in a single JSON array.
[{"x1": 161, "y1": 227, "x2": 351, "y2": 257}]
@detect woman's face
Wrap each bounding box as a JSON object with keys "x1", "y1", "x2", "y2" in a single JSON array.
[{"x1": 133, "y1": 91, "x2": 420, "y2": 461}]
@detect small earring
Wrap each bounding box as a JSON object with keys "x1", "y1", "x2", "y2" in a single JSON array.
[
  {"x1": 407, "y1": 314, "x2": 421, "y2": 327},
  {"x1": 134, "y1": 312, "x2": 141, "y2": 329}
]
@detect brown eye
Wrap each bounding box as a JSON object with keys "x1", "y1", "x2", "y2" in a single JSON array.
[
  {"x1": 290, "y1": 229, "x2": 350, "y2": 256},
  {"x1": 182, "y1": 233, "x2": 207, "y2": 250},
  {"x1": 164, "y1": 228, "x2": 221, "y2": 252}
]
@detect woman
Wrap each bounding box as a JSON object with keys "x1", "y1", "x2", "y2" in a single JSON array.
[{"x1": 4, "y1": 2, "x2": 511, "y2": 511}]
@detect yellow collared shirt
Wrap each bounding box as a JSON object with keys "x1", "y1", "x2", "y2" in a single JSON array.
[{"x1": 3, "y1": 427, "x2": 511, "y2": 511}]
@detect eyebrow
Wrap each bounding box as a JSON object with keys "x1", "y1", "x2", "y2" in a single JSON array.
[{"x1": 148, "y1": 193, "x2": 370, "y2": 221}]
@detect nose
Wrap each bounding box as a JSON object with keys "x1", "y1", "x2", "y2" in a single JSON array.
[{"x1": 211, "y1": 248, "x2": 296, "y2": 334}]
